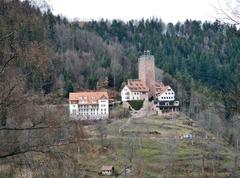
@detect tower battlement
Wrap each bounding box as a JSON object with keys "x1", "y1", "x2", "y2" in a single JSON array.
[{"x1": 140, "y1": 50, "x2": 154, "y2": 60}]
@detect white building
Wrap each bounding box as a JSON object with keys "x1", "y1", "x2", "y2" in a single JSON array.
[
  {"x1": 69, "y1": 91, "x2": 109, "y2": 120},
  {"x1": 155, "y1": 82, "x2": 179, "y2": 111},
  {"x1": 155, "y1": 83, "x2": 175, "y2": 101},
  {"x1": 121, "y1": 79, "x2": 149, "y2": 101},
  {"x1": 101, "y1": 165, "x2": 114, "y2": 176}
]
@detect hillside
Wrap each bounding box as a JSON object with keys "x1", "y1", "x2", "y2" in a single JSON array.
[
  {"x1": 0, "y1": 0, "x2": 240, "y2": 177},
  {"x1": 0, "y1": 109, "x2": 238, "y2": 177}
]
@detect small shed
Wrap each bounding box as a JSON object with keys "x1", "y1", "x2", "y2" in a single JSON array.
[{"x1": 101, "y1": 165, "x2": 114, "y2": 176}]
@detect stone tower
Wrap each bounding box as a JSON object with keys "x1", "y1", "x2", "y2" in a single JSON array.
[{"x1": 138, "y1": 50, "x2": 156, "y2": 98}]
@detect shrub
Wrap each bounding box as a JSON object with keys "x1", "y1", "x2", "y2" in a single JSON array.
[{"x1": 127, "y1": 100, "x2": 144, "y2": 110}]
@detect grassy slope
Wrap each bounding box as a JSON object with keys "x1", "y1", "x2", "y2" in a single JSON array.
[
  {"x1": 0, "y1": 113, "x2": 237, "y2": 178},
  {"x1": 77, "y1": 114, "x2": 237, "y2": 178}
]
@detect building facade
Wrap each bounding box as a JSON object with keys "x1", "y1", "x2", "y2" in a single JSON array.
[
  {"x1": 101, "y1": 165, "x2": 114, "y2": 176},
  {"x1": 69, "y1": 91, "x2": 109, "y2": 120},
  {"x1": 155, "y1": 82, "x2": 179, "y2": 112},
  {"x1": 156, "y1": 84, "x2": 175, "y2": 101},
  {"x1": 121, "y1": 79, "x2": 149, "y2": 101}
]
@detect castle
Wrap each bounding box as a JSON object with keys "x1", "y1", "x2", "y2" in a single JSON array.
[
  {"x1": 121, "y1": 50, "x2": 179, "y2": 112},
  {"x1": 121, "y1": 50, "x2": 158, "y2": 101}
]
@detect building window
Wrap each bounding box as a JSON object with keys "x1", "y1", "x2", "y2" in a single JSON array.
[{"x1": 73, "y1": 109, "x2": 76, "y2": 114}]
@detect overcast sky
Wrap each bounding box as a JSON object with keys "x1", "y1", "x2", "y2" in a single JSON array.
[{"x1": 48, "y1": 0, "x2": 219, "y2": 23}]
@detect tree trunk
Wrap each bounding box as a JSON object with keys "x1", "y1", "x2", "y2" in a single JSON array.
[
  {"x1": 202, "y1": 154, "x2": 205, "y2": 176},
  {"x1": 212, "y1": 159, "x2": 215, "y2": 178}
]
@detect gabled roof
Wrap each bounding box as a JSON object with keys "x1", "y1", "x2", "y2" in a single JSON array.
[
  {"x1": 155, "y1": 81, "x2": 171, "y2": 96},
  {"x1": 69, "y1": 91, "x2": 108, "y2": 104},
  {"x1": 126, "y1": 79, "x2": 149, "y2": 92},
  {"x1": 101, "y1": 165, "x2": 114, "y2": 171}
]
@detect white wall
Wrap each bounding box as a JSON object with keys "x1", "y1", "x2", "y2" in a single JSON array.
[
  {"x1": 69, "y1": 99, "x2": 109, "y2": 120},
  {"x1": 158, "y1": 86, "x2": 175, "y2": 101},
  {"x1": 69, "y1": 104, "x2": 78, "y2": 115},
  {"x1": 121, "y1": 86, "x2": 143, "y2": 101},
  {"x1": 121, "y1": 86, "x2": 132, "y2": 101},
  {"x1": 98, "y1": 98, "x2": 109, "y2": 118},
  {"x1": 131, "y1": 91, "x2": 141, "y2": 100}
]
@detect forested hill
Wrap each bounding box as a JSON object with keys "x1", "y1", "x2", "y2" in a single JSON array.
[
  {"x1": 83, "y1": 19, "x2": 240, "y2": 91},
  {"x1": 1, "y1": 1, "x2": 240, "y2": 108}
]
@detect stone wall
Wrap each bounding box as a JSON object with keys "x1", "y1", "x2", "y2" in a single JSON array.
[{"x1": 138, "y1": 55, "x2": 156, "y2": 98}]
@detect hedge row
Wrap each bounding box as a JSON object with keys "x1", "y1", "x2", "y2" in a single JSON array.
[{"x1": 127, "y1": 100, "x2": 144, "y2": 110}]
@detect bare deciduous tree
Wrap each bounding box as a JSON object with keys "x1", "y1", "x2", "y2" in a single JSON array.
[
  {"x1": 96, "y1": 120, "x2": 108, "y2": 151},
  {"x1": 216, "y1": 0, "x2": 240, "y2": 25},
  {"x1": 126, "y1": 132, "x2": 137, "y2": 164}
]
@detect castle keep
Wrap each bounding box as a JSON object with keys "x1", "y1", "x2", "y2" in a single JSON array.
[{"x1": 138, "y1": 50, "x2": 156, "y2": 98}]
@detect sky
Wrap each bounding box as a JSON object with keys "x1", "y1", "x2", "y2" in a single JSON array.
[{"x1": 48, "y1": 0, "x2": 219, "y2": 23}]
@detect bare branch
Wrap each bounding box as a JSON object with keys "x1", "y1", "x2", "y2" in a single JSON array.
[
  {"x1": 0, "y1": 54, "x2": 16, "y2": 74},
  {"x1": 0, "y1": 32, "x2": 14, "y2": 42},
  {"x1": 0, "y1": 139, "x2": 83, "y2": 159},
  {"x1": 0, "y1": 84, "x2": 17, "y2": 105},
  {"x1": 216, "y1": 0, "x2": 240, "y2": 25},
  {"x1": 0, "y1": 125, "x2": 69, "y2": 131}
]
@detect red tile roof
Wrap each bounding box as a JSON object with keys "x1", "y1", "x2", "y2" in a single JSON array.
[
  {"x1": 155, "y1": 81, "x2": 169, "y2": 96},
  {"x1": 69, "y1": 91, "x2": 108, "y2": 104},
  {"x1": 101, "y1": 165, "x2": 114, "y2": 171},
  {"x1": 127, "y1": 79, "x2": 149, "y2": 92}
]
